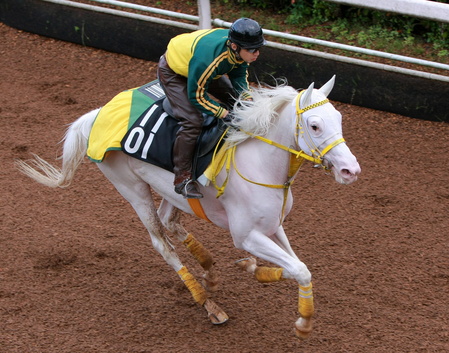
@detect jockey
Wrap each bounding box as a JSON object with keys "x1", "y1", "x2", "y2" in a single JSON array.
[{"x1": 157, "y1": 17, "x2": 266, "y2": 199}]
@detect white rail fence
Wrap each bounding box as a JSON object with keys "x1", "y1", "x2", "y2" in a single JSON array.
[
  {"x1": 322, "y1": 0, "x2": 449, "y2": 24},
  {"x1": 45, "y1": 0, "x2": 449, "y2": 82}
]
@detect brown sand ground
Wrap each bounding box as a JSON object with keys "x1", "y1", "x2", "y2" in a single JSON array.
[{"x1": 1, "y1": 23, "x2": 449, "y2": 352}]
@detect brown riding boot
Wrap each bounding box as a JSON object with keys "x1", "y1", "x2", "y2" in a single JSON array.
[
  {"x1": 174, "y1": 171, "x2": 203, "y2": 199},
  {"x1": 173, "y1": 127, "x2": 203, "y2": 199}
]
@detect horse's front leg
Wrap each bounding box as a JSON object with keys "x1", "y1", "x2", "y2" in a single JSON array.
[
  {"x1": 271, "y1": 226, "x2": 314, "y2": 338},
  {"x1": 158, "y1": 199, "x2": 219, "y2": 292},
  {"x1": 234, "y1": 229, "x2": 314, "y2": 339}
]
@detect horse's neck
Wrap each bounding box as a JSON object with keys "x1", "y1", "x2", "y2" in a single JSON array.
[
  {"x1": 267, "y1": 103, "x2": 296, "y2": 147},
  {"x1": 236, "y1": 103, "x2": 296, "y2": 181}
]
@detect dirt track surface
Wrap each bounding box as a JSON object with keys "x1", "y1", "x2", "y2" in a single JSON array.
[{"x1": 1, "y1": 22, "x2": 449, "y2": 352}]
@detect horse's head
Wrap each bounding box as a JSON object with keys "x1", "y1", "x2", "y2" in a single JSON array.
[{"x1": 296, "y1": 76, "x2": 361, "y2": 184}]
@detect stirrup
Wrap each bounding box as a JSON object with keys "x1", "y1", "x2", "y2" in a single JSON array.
[{"x1": 175, "y1": 179, "x2": 203, "y2": 199}]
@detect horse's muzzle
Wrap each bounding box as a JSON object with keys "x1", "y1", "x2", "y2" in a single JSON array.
[{"x1": 333, "y1": 163, "x2": 361, "y2": 184}]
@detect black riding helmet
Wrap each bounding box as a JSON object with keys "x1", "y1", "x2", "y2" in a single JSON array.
[{"x1": 228, "y1": 18, "x2": 266, "y2": 49}]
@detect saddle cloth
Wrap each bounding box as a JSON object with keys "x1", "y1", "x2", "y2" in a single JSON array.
[{"x1": 87, "y1": 80, "x2": 227, "y2": 180}]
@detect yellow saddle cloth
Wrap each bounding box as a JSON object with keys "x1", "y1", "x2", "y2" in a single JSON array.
[{"x1": 87, "y1": 81, "x2": 164, "y2": 163}]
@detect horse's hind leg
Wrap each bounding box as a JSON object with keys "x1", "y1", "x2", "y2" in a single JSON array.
[
  {"x1": 97, "y1": 154, "x2": 227, "y2": 324},
  {"x1": 158, "y1": 199, "x2": 219, "y2": 292}
]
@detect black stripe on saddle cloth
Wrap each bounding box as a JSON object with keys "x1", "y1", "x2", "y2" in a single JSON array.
[{"x1": 121, "y1": 99, "x2": 227, "y2": 180}]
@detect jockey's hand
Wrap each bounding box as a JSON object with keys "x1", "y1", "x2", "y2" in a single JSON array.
[{"x1": 222, "y1": 111, "x2": 239, "y2": 129}]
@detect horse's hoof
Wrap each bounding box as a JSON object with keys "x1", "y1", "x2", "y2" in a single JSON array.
[
  {"x1": 294, "y1": 328, "x2": 312, "y2": 340},
  {"x1": 294, "y1": 317, "x2": 313, "y2": 340},
  {"x1": 204, "y1": 299, "x2": 229, "y2": 325},
  {"x1": 235, "y1": 257, "x2": 257, "y2": 273}
]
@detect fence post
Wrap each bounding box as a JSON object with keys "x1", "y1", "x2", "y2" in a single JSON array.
[{"x1": 198, "y1": 0, "x2": 211, "y2": 29}]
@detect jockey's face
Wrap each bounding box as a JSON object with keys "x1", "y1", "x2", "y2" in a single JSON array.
[
  {"x1": 230, "y1": 43, "x2": 260, "y2": 63},
  {"x1": 239, "y1": 47, "x2": 261, "y2": 63}
]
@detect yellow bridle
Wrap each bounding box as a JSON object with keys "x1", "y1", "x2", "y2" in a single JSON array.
[
  {"x1": 294, "y1": 91, "x2": 346, "y2": 165},
  {"x1": 211, "y1": 90, "x2": 346, "y2": 222}
]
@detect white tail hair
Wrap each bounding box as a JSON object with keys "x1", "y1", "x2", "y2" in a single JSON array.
[{"x1": 16, "y1": 108, "x2": 100, "y2": 188}]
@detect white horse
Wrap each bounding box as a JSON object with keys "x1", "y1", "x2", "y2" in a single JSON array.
[{"x1": 17, "y1": 76, "x2": 360, "y2": 338}]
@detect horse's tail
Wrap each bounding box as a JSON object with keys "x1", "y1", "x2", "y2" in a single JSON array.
[{"x1": 16, "y1": 108, "x2": 100, "y2": 188}]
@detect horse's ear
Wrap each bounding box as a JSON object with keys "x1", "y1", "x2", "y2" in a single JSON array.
[
  {"x1": 319, "y1": 75, "x2": 336, "y2": 97},
  {"x1": 301, "y1": 82, "x2": 314, "y2": 107}
]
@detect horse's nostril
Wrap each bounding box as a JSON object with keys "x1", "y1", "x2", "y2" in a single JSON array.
[{"x1": 341, "y1": 166, "x2": 361, "y2": 177}]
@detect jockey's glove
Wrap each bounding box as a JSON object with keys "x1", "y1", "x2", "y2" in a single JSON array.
[{"x1": 222, "y1": 112, "x2": 240, "y2": 129}]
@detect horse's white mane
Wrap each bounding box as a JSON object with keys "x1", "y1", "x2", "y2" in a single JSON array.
[{"x1": 226, "y1": 83, "x2": 298, "y2": 145}]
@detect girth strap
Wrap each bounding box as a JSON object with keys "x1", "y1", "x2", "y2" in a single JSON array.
[{"x1": 188, "y1": 199, "x2": 211, "y2": 222}]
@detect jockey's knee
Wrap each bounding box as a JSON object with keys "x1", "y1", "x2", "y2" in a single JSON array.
[{"x1": 177, "y1": 117, "x2": 203, "y2": 141}]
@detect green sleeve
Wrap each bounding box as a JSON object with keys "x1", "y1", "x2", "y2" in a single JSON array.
[{"x1": 187, "y1": 56, "x2": 227, "y2": 118}]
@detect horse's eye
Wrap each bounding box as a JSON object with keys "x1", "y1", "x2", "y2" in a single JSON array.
[{"x1": 308, "y1": 116, "x2": 324, "y2": 137}]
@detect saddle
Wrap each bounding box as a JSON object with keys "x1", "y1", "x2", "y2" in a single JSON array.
[{"x1": 121, "y1": 81, "x2": 227, "y2": 180}]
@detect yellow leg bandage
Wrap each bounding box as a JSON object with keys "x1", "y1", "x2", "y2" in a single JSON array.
[
  {"x1": 298, "y1": 283, "x2": 314, "y2": 318},
  {"x1": 177, "y1": 266, "x2": 207, "y2": 306},
  {"x1": 183, "y1": 233, "x2": 213, "y2": 270},
  {"x1": 254, "y1": 266, "x2": 285, "y2": 283}
]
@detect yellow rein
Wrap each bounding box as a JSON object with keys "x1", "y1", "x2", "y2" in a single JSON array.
[{"x1": 211, "y1": 91, "x2": 345, "y2": 222}]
